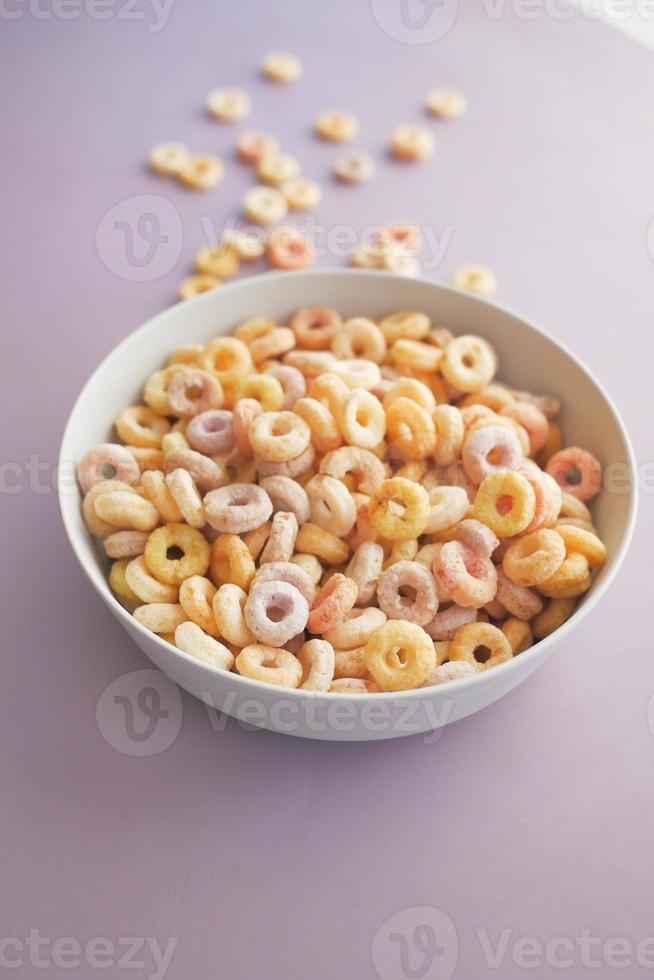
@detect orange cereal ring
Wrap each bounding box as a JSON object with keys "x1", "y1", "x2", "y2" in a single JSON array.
[
  {"x1": 503, "y1": 528, "x2": 566, "y2": 587},
  {"x1": 140, "y1": 470, "x2": 183, "y2": 523},
  {"x1": 294, "y1": 397, "x2": 343, "y2": 453},
  {"x1": 290, "y1": 306, "x2": 342, "y2": 350},
  {"x1": 379, "y1": 310, "x2": 430, "y2": 344},
  {"x1": 535, "y1": 421, "x2": 563, "y2": 467},
  {"x1": 133, "y1": 603, "x2": 187, "y2": 634},
  {"x1": 433, "y1": 405, "x2": 464, "y2": 466},
  {"x1": 546, "y1": 447, "x2": 602, "y2": 502},
  {"x1": 501, "y1": 617, "x2": 533, "y2": 654},
  {"x1": 448, "y1": 621, "x2": 513, "y2": 671},
  {"x1": 249, "y1": 326, "x2": 296, "y2": 364},
  {"x1": 383, "y1": 377, "x2": 436, "y2": 414},
  {"x1": 331, "y1": 317, "x2": 387, "y2": 363},
  {"x1": 368, "y1": 478, "x2": 429, "y2": 541},
  {"x1": 538, "y1": 552, "x2": 591, "y2": 599},
  {"x1": 125, "y1": 555, "x2": 179, "y2": 603},
  {"x1": 212, "y1": 584, "x2": 256, "y2": 646},
  {"x1": 297, "y1": 639, "x2": 336, "y2": 691},
  {"x1": 233, "y1": 398, "x2": 263, "y2": 458},
  {"x1": 210, "y1": 533, "x2": 256, "y2": 589},
  {"x1": 441, "y1": 335, "x2": 495, "y2": 393},
  {"x1": 555, "y1": 524, "x2": 607, "y2": 568},
  {"x1": 179, "y1": 575, "x2": 218, "y2": 635},
  {"x1": 333, "y1": 645, "x2": 368, "y2": 679},
  {"x1": 82, "y1": 479, "x2": 141, "y2": 538},
  {"x1": 115, "y1": 406, "x2": 171, "y2": 449},
  {"x1": 201, "y1": 336, "x2": 253, "y2": 384},
  {"x1": 307, "y1": 573, "x2": 358, "y2": 633},
  {"x1": 323, "y1": 606, "x2": 386, "y2": 649},
  {"x1": 364, "y1": 620, "x2": 436, "y2": 691},
  {"x1": 234, "y1": 374, "x2": 284, "y2": 412},
  {"x1": 532, "y1": 597, "x2": 576, "y2": 638},
  {"x1": 472, "y1": 471, "x2": 536, "y2": 537},
  {"x1": 143, "y1": 365, "x2": 185, "y2": 415},
  {"x1": 144, "y1": 523, "x2": 211, "y2": 585},
  {"x1": 235, "y1": 645, "x2": 303, "y2": 688},
  {"x1": 295, "y1": 523, "x2": 350, "y2": 565}
]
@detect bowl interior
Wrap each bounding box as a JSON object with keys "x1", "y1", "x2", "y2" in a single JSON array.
[{"x1": 59, "y1": 269, "x2": 636, "y2": 672}]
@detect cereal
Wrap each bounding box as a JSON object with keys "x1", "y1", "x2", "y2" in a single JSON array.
[
  {"x1": 109, "y1": 558, "x2": 139, "y2": 605},
  {"x1": 450, "y1": 265, "x2": 497, "y2": 295},
  {"x1": 78, "y1": 443, "x2": 141, "y2": 494},
  {"x1": 331, "y1": 317, "x2": 387, "y2": 363},
  {"x1": 179, "y1": 576, "x2": 218, "y2": 635},
  {"x1": 442, "y1": 335, "x2": 495, "y2": 392},
  {"x1": 324, "y1": 607, "x2": 386, "y2": 650},
  {"x1": 103, "y1": 529, "x2": 149, "y2": 559},
  {"x1": 315, "y1": 110, "x2": 358, "y2": 142},
  {"x1": 257, "y1": 153, "x2": 300, "y2": 185},
  {"x1": 503, "y1": 529, "x2": 566, "y2": 587},
  {"x1": 501, "y1": 618, "x2": 533, "y2": 655},
  {"x1": 472, "y1": 471, "x2": 536, "y2": 537},
  {"x1": 126, "y1": 556, "x2": 179, "y2": 604},
  {"x1": 546, "y1": 447, "x2": 602, "y2": 501},
  {"x1": 195, "y1": 244, "x2": 240, "y2": 280},
  {"x1": 266, "y1": 226, "x2": 313, "y2": 270},
  {"x1": 167, "y1": 368, "x2": 224, "y2": 417},
  {"x1": 165, "y1": 468, "x2": 205, "y2": 528},
  {"x1": 210, "y1": 533, "x2": 256, "y2": 590},
  {"x1": 462, "y1": 425, "x2": 523, "y2": 484},
  {"x1": 425, "y1": 603, "x2": 477, "y2": 641},
  {"x1": 253, "y1": 561, "x2": 315, "y2": 605},
  {"x1": 235, "y1": 375, "x2": 284, "y2": 412},
  {"x1": 179, "y1": 275, "x2": 219, "y2": 301},
  {"x1": 291, "y1": 306, "x2": 341, "y2": 350},
  {"x1": 364, "y1": 620, "x2": 436, "y2": 691},
  {"x1": 295, "y1": 523, "x2": 349, "y2": 565},
  {"x1": 204, "y1": 483, "x2": 272, "y2": 533},
  {"x1": 346, "y1": 541, "x2": 385, "y2": 606},
  {"x1": 369, "y1": 478, "x2": 429, "y2": 541},
  {"x1": 532, "y1": 597, "x2": 575, "y2": 638},
  {"x1": 94, "y1": 491, "x2": 159, "y2": 532},
  {"x1": 244, "y1": 580, "x2": 309, "y2": 646},
  {"x1": 175, "y1": 621, "x2": 234, "y2": 669},
  {"x1": 329, "y1": 678, "x2": 380, "y2": 694},
  {"x1": 306, "y1": 474, "x2": 356, "y2": 536},
  {"x1": 377, "y1": 561, "x2": 438, "y2": 626},
  {"x1": 281, "y1": 177, "x2": 322, "y2": 210},
  {"x1": 433, "y1": 541, "x2": 497, "y2": 608},
  {"x1": 115, "y1": 406, "x2": 171, "y2": 449},
  {"x1": 259, "y1": 511, "x2": 298, "y2": 564},
  {"x1": 297, "y1": 639, "x2": 335, "y2": 691},
  {"x1": 448, "y1": 622, "x2": 513, "y2": 671},
  {"x1": 186, "y1": 410, "x2": 235, "y2": 456},
  {"x1": 144, "y1": 523, "x2": 211, "y2": 585},
  {"x1": 390, "y1": 124, "x2": 435, "y2": 161},
  {"x1": 236, "y1": 130, "x2": 279, "y2": 163},
  {"x1": 496, "y1": 567, "x2": 543, "y2": 621},
  {"x1": 163, "y1": 448, "x2": 225, "y2": 492},
  {"x1": 206, "y1": 87, "x2": 251, "y2": 121},
  {"x1": 177, "y1": 153, "x2": 224, "y2": 190},
  {"x1": 307, "y1": 573, "x2": 358, "y2": 633},
  {"x1": 425, "y1": 89, "x2": 467, "y2": 119},
  {"x1": 337, "y1": 388, "x2": 385, "y2": 450},
  {"x1": 149, "y1": 141, "x2": 191, "y2": 176},
  {"x1": 333, "y1": 151, "x2": 375, "y2": 183},
  {"x1": 261, "y1": 51, "x2": 302, "y2": 83},
  {"x1": 213, "y1": 584, "x2": 255, "y2": 646},
  {"x1": 243, "y1": 186, "x2": 288, "y2": 225},
  {"x1": 134, "y1": 603, "x2": 187, "y2": 634}
]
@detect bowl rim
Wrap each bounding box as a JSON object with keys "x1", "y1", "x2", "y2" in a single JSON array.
[{"x1": 58, "y1": 267, "x2": 638, "y2": 700}]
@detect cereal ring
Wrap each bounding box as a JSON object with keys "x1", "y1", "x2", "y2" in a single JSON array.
[
  {"x1": 165, "y1": 469, "x2": 204, "y2": 528},
  {"x1": 291, "y1": 553, "x2": 323, "y2": 585},
  {"x1": 559, "y1": 491, "x2": 592, "y2": 522},
  {"x1": 536, "y1": 420, "x2": 563, "y2": 467},
  {"x1": 501, "y1": 402, "x2": 548, "y2": 455},
  {"x1": 329, "y1": 678, "x2": 380, "y2": 694},
  {"x1": 244, "y1": 581, "x2": 309, "y2": 646},
  {"x1": 472, "y1": 471, "x2": 536, "y2": 537},
  {"x1": 433, "y1": 541, "x2": 497, "y2": 609},
  {"x1": 333, "y1": 150, "x2": 375, "y2": 182},
  {"x1": 424, "y1": 485, "x2": 469, "y2": 534},
  {"x1": 386, "y1": 398, "x2": 436, "y2": 461},
  {"x1": 364, "y1": 620, "x2": 436, "y2": 691},
  {"x1": 512, "y1": 389, "x2": 561, "y2": 419},
  {"x1": 177, "y1": 153, "x2": 224, "y2": 190},
  {"x1": 307, "y1": 574, "x2": 358, "y2": 634},
  {"x1": 384, "y1": 539, "x2": 419, "y2": 569},
  {"x1": 94, "y1": 491, "x2": 159, "y2": 532},
  {"x1": 195, "y1": 243, "x2": 239, "y2": 280},
  {"x1": 115, "y1": 406, "x2": 171, "y2": 449},
  {"x1": 253, "y1": 561, "x2": 315, "y2": 605},
  {"x1": 546, "y1": 447, "x2": 602, "y2": 501},
  {"x1": 212, "y1": 584, "x2": 255, "y2": 646},
  {"x1": 461, "y1": 425, "x2": 523, "y2": 484},
  {"x1": 455, "y1": 519, "x2": 499, "y2": 559},
  {"x1": 264, "y1": 365, "x2": 306, "y2": 410},
  {"x1": 323, "y1": 607, "x2": 386, "y2": 649},
  {"x1": 109, "y1": 558, "x2": 140, "y2": 605},
  {"x1": 259, "y1": 511, "x2": 298, "y2": 564},
  {"x1": 236, "y1": 130, "x2": 279, "y2": 163},
  {"x1": 249, "y1": 411, "x2": 311, "y2": 462},
  {"x1": 346, "y1": 541, "x2": 385, "y2": 606},
  {"x1": 201, "y1": 337, "x2": 253, "y2": 384},
  {"x1": 204, "y1": 483, "x2": 272, "y2": 533},
  {"x1": 369, "y1": 478, "x2": 429, "y2": 541},
  {"x1": 501, "y1": 618, "x2": 533, "y2": 655},
  {"x1": 234, "y1": 375, "x2": 284, "y2": 412},
  {"x1": 257, "y1": 153, "x2": 300, "y2": 185},
  {"x1": 337, "y1": 388, "x2": 385, "y2": 450},
  {"x1": 503, "y1": 529, "x2": 566, "y2": 586},
  {"x1": 293, "y1": 399, "x2": 341, "y2": 454},
  {"x1": 179, "y1": 275, "x2": 219, "y2": 301},
  {"x1": 448, "y1": 622, "x2": 512, "y2": 671},
  {"x1": 391, "y1": 339, "x2": 443, "y2": 374},
  {"x1": 380, "y1": 310, "x2": 430, "y2": 344},
  {"x1": 175, "y1": 622, "x2": 234, "y2": 669},
  {"x1": 233, "y1": 398, "x2": 262, "y2": 459},
  {"x1": 496, "y1": 567, "x2": 543, "y2": 620},
  {"x1": 186, "y1": 410, "x2": 235, "y2": 455},
  {"x1": 281, "y1": 177, "x2": 323, "y2": 210},
  {"x1": 283, "y1": 349, "x2": 337, "y2": 378},
  {"x1": 532, "y1": 597, "x2": 576, "y2": 638},
  {"x1": 519, "y1": 466, "x2": 562, "y2": 534},
  {"x1": 163, "y1": 448, "x2": 225, "y2": 492},
  {"x1": 295, "y1": 523, "x2": 350, "y2": 565},
  {"x1": 104, "y1": 530, "x2": 149, "y2": 559},
  {"x1": 266, "y1": 226, "x2": 313, "y2": 270},
  {"x1": 305, "y1": 474, "x2": 356, "y2": 537},
  {"x1": 555, "y1": 524, "x2": 606, "y2": 568},
  {"x1": 125, "y1": 446, "x2": 165, "y2": 472},
  {"x1": 333, "y1": 646, "x2": 368, "y2": 679},
  {"x1": 450, "y1": 265, "x2": 497, "y2": 295},
  {"x1": 441, "y1": 335, "x2": 495, "y2": 393},
  {"x1": 290, "y1": 306, "x2": 342, "y2": 351},
  {"x1": 237, "y1": 644, "x2": 303, "y2": 688},
  {"x1": 425, "y1": 89, "x2": 467, "y2": 119},
  {"x1": 206, "y1": 87, "x2": 251, "y2": 121},
  {"x1": 254, "y1": 443, "x2": 315, "y2": 479},
  {"x1": 78, "y1": 443, "x2": 141, "y2": 494},
  {"x1": 243, "y1": 186, "x2": 288, "y2": 225},
  {"x1": 539, "y1": 552, "x2": 591, "y2": 599},
  {"x1": 262, "y1": 50, "x2": 302, "y2": 82},
  {"x1": 315, "y1": 110, "x2": 358, "y2": 142},
  {"x1": 249, "y1": 327, "x2": 296, "y2": 365},
  {"x1": 383, "y1": 378, "x2": 435, "y2": 415},
  {"x1": 209, "y1": 533, "x2": 256, "y2": 590},
  {"x1": 144, "y1": 523, "x2": 211, "y2": 585},
  {"x1": 424, "y1": 603, "x2": 477, "y2": 641},
  {"x1": 149, "y1": 141, "x2": 191, "y2": 176},
  {"x1": 179, "y1": 576, "x2": 218, "y2": 635},
  {"x1": 390, "y1": 124, "x2": 435, "y2": 161},
  {"x1": 134, "y1": 604, "x2": 187, "y2": 634},
  {"x1": 138, "y1": 470, "x2": 180, "y2": 524},
  {"x1": 330, "y1": 359, "x2": 381, "y2": 391},
  {"x1": 425, "y1": 661, "x2": 477, "y2": 686},
  {"x1": 82, "y1": 479, "x2": 141, "y2": 537},
  {"x1": 377, "y1": 561, "x2": 438, "y2": 626},
  {"x1": 125, "y1": 556, "x2": 179, "y2": 604},
  {"x1": 297, "y1": 639, "x2": 335, "y2": 691},
  {"x1": 331, "y1": 317, "x2": 387, "y2": 363}
]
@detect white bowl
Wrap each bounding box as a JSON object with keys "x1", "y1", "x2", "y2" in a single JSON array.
[{"x1": 58, "y1": 269, "x2": 637, "y2": 741}]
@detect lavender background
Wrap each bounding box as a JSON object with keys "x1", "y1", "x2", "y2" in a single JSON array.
[{"x1": 2, "y1": 1, "x2": 653, "y2": 977}]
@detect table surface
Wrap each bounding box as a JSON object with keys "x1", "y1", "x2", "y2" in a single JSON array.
[{"x1": 2, "y1": 2, "x2": 653, "y2": 978}]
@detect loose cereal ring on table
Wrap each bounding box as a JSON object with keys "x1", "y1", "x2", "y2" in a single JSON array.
[{"x1": 78, "y1": 305, "x2": 608, "y2": 692}]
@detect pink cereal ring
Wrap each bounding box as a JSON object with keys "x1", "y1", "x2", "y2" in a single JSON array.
[
  {"x1": 496, "y1": 567, "x2": 543, "y2": 620},
  {"x1": 204, "y1": 483, "x2": 272, "y2": 533},
  {"x1": 425, "y1": 603, "x2": 477, "y2": 641},
  {"x1": 298, "y1": 639, "x2": 335, "y2": 691},
  {"x1": 264, "y1": 365, "x2": 306, "y2": 408},
  {"x1": 186, "y1": 410, "x2": 235, "y2": 455},
  {"x1": 433, "y1": 540, "x2": 498, "y2": 608},
  {"x1": 290, "y1": 306, "x2": 342, "y2": 351},
  {"x1": 307, "y1": 573, "x2": 358, "y2": 634},
  {"x1": 103, "y1": 530, "x2": 149, "y2": 559},
  {"x1": 329, "y1": 678, "x2": 380, "y2": 694},
  {"x1": 244, "y1": 580, "x2": 309, "y2": 646},
  {"x1": 259, "y1": 511, "x2": 298, "y2": 564},
  {"x1": 253, "y1": 561, "x2": 316, "y2": 604},
  {"x1": 501, "y1": 402, "x2": 548, "y2": 454},
  {"x1": 424, "y1": 661, "x2": 477, "y2": 686},
  {"x1": 518, "y1": 465, "x2": 562, "y2": 534},
  {"x1": 163, "y1": 448, "x2": 225, "y2": 492},
  {"x1": 546, "y1": 447, "x2": 602, "y2": 501},
  {"x1": 461, "y1": 425, "x2": 523, "y2": 484},
  {"x1": 376, "y1": 560, "x2": 438, "y2": 626},
  {"x1": 456, "y1": 518, "x2": 499, "y2": 559},
  {"x1": 167, "y1": 368, "x2": 223, "y2": 417},
  {"x1": 233, "y1": 398, "x2": 263, "y2": 459},
  {"x1": 259, "y1": 475, "x2": 310, "y2": 524},
  {"x1": 77, "y1": 443, "x2": 140, "y2": 494},
  {"x1": 333, "y1": 646, "x2": 368, "y2": 679}
]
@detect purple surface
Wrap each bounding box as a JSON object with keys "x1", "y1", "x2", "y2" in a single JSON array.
[{"x1": 2, "y1": 2, "x2": 653, "y2": 977}]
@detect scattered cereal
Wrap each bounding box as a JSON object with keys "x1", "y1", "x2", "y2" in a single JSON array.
[
  {"x1": 261, "y1": 51, "x2": 303, "y2": 83},
  {"x1": 315, "y1": 110, "x2": 359, "y2": 142},
  {"x1": 425, "y1": 89, "x2": 467, "y2": 119},
  {"x1": 206, "y1": 87, "x2": 251, "y2": 121},
  {"x1": 451, "y1": 264, "x2": 497, "y2": 295}
]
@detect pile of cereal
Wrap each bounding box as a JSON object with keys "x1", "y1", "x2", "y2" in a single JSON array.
[{"x1": 77, "y1": 308, "x2": 606, "y2": 693}]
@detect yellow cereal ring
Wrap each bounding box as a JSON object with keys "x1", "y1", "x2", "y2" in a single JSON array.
[
  {"x1": 210, "y1": 533, "x2": 256, "y2": 589},
  {"x1": 364, "y1": 620, "x2": 436, "y2": 691},
  {"x1": 133, "y1": 603, "x2": 188, "y2": 634},
  {"x1": 532, "y1": 597, "x2": 576, "y2": 638},
  {"x1": 234, "y1": 374, "x2": 284, "y2": 412},
  {"x1": 539, "y1": 552, "x2": 591, "y2": 598},
  {"x1": 502, "y1": 528, "x2": 566, "y2": 587},
  {"x1": 115, "y1": 405, "x2": 171, "y2": 449},
  {"x1": 385, "y1": 397, "x2": 436, "y2": 461},
  {"x1": 179, "y1": 575, "x2": 218, "y2": 636},
  {"x1": 295, "y1": 523, "x2": 350, "y2": 565},
  {"x1": 200, "y1": 337, "x2": 253, "y2": 384},
  {"x1": 144, "y1": 523, "x2": 211, "y2": 585},
  {"x1": 369, "y1": 478, "x2": 429, "y2": 541},
  {"x1": 472, "y1": 471, "x2": 536, "y2": 537},
  {"x1": 108, "y1": 558, "x2": 139, "y2": 604},
  {"x1": 501, "y1": 618, "x2": 533, "y2": 654},
  {"x1": 441, "y1": 335, "x2": 495, "y2": 393},
  {"x1": 235, "y1": 645, "x2": 303, "y2": 688},
  {"x1": 379, "y1": 310, "x2": 431, "y2": 343},
  {"x1": 555, "y1": 524, "x2": 607, "y2": 568},
  {"x1": 448, "y1": 622, "x2": 513, "y2": 671}
]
